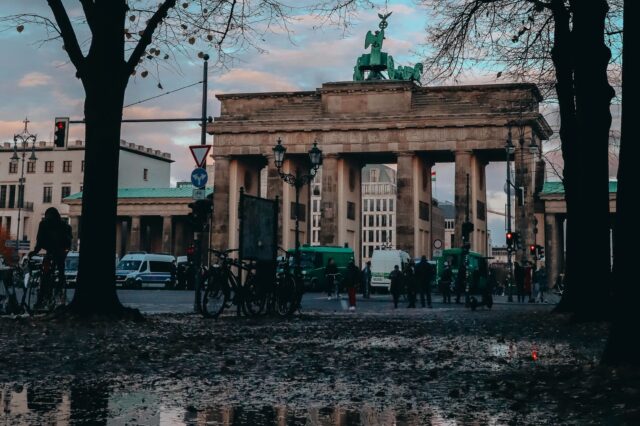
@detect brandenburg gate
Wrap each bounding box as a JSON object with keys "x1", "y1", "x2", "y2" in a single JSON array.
[{"x1": 207, "y1": 14, "x2": 552, "y2": 262}]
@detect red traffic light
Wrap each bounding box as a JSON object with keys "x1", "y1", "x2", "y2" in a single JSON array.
[
  {"x1": 56, "y1": 121, "x2": 65, "y2": 130},
  {"x1": 186, "y1": 245, "x2": 195, "y2": 256}
]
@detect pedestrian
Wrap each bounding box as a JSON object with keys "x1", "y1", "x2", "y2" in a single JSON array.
[
  {"x1": 404, "y1": 260, "x2": 417, "y2": 308},
  {"x1": 524, "y1": 262, "x2": 533, "y2": 303},
  {"x1": 361, "y1": 260, "x2": 372, "y2": 299},
  {"x1": 416, "y1": 255, "x2": 434, "y2": 308},
  {"x1": 440, "y1": 262, "x2": 452, "y2": 304},
  {"x1": 455, "y1": 262, "x2": 466, "y2": 304},
  {"x1": 170, "y1": 260, "x2": 177, "y2": 288},
  {"x1": 345, "y1": 259, "x2": 359, "y2": 311},
  {"x1": 534, "y1": 263, "x2": 547, "y2": 303},
  {"x1": 325, "y1": 257, "x2": 339, "y2": 300},
  {"x1": 389, "y1": 265, "x2": 402, "y2": 309},
  {"x1": 514, "y1": 261, "x2": 525, "y2": 303}
]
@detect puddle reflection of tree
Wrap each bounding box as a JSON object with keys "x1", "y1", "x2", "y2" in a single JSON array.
[{"x1": 69, "y1": 378, "x2": 110, "y2": 424}]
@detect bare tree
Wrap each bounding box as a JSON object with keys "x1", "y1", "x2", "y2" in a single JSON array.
[
  {"x1": 419, "y1": 0, "x2": 619, "y2": 320},
  {"x1": 1, "y1": 0, "x2": 375, "y2": 318},
  {"x1": 602, "y1": 0, "x2": 640, "y2": 365}
]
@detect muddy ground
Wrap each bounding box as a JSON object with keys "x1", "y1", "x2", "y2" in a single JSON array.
[{"x1": 1, "y1": 305, "x2": 639, "y2": 425}]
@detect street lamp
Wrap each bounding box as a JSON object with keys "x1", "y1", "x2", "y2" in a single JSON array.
[
  {"x1": 11, "y1": 118, "x2": 38, "y2": 257},
  {"x1": 272, "y1": 138, "x2": 323, "y2": 284}
]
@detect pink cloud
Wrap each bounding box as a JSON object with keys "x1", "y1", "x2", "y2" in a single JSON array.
[
  {"x1": 214, "y1": 69, "x2": 299, "y2": 92},
  {"x1": 18, "y1": 72, "x2": 52, "y2": 87}
]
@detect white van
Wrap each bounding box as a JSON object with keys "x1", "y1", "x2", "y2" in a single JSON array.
[
  {"x1": 115, "y1": 252, "x2": 176, "y2": 289},
  {"x1": 370, "y1": 249, "x2": 411, "y2": 292}
]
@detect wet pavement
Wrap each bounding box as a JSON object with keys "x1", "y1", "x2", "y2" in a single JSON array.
[{"x1": 1, "y1": 302, "x2": 639, "y2": 425}]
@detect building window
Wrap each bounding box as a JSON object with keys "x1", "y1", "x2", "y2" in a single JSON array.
[
  {"x1": 369, "y1": 230, "x2": 374, "y2": 242},
  {"x1": 61, "y1": 185, "x2": 71, "y2": 201},
  {"x1": 363, "y1": 200, "x2": 368, "y2": 212},
  {"x1": 382, "y1": 199, "x2": 387, "y2": 211},
  {"x1": 0, "y1": 186, "x2": 5, "y2": 208},
  {"x1": 45, "y1": 161, "x2": 54, "y2": 173},
  {"x1": 419, "y1": 201, "x2": 430, "y2": 221},
  {"x1": 382, "y1": 215, "x2": 387, "y2": 227},
  {"x1": 312, "y1": 199, "x2": 318, "y2": 212},
  {"x1": 376, "y1": 199, "x2": 381, "y2": 211},
  {"x1": 43, "y1": 186, "x2": 52, "y2": 203},
  {"x1": 63, "y1": 161, "x2": 72, "y2": 173},
  {"x1": 143, "y1": 168, "x2": 149, "y2": 181},
  {"x1": 476, "y1": 200, "x2": 486, "y2": 221},
  {"x1": 9, "y1": 162, "x2": 17, "y2": 174},
  {"x1": 347, "y1": 201, "x2": 355, "y2": 220},
  {"x1": 389, "y1": 215, "x2": 393, "y2": 226},
  {"x1": 8, "y1": 186, "x2": 16, "y2": 208},
  {"x1": 27, "y1": 161, "x2": 36, "y2": 173},
  {"x1": 290, "y1": 202, "x2": 306, "y2": 221},
  {"x1": 370, "y1": 168, "x2": 379, "y2": 183},
  {"x1": 81, "y1": 161, "x2": 85, "y2": 172},
  {"x1": 389, "y1": 199, "x2": 394, "y2": 211},
  {"x1": 381, "y1": 230, "x2": 387, "y2": 242}
]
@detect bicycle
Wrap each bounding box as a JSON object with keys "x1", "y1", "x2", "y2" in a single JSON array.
[
  {"x1": 25, "y1": 254, "x2": 67, "y2": 314},
  {"x1": 272, "y1": 251, "x2": 302, "y2": 317},
  {"x1": 202, "y1": 249, "x2": 260, "y2": 318}
]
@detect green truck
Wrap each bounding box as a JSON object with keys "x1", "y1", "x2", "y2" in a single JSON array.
[
  {"x1": 435, "y1": 248, "x2": 489, "y2": 294},
  {"x1": 286, "y1": 245, "x2": 355, "y2": 291}
]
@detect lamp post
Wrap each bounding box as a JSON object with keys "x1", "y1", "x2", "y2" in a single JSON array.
[
  {"x1": 272, "y1": 138, "x2": 322, "y2": 283},
  {"x1": 11, "y1": 118, "x2": 38, "y2": 258}
]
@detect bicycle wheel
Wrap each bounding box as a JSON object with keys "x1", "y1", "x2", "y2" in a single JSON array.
[
  {"x1": 243, "y1": 274, "x2": 267, "y2": 316},
  {"x1": 275, "y1": 275, "x2": 297, "y2": 317},
  {"x1": 202, "y1": 273, "x2": 227, "y2": 318}
]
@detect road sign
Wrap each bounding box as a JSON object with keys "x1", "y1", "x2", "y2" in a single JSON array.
[
  {"x1": 190, "y1": 167, "x2": 208, "y2": 188},
  {"x1": 433, "y1": 239, "x2": 443, "y2": 249},
  {"x1": 192, "y1": 188, "x2": 206, "y2": 200},
  {"x1": 433, "y1": 248, "x2": 443, "y2": 258},
  {"x1": 189, "y1": 145, "x2": 212, "y2": 168}
]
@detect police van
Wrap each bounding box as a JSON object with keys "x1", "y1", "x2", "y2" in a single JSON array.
[{"x1": 115, "y1": 252, "x2": 175, "y2": 289}]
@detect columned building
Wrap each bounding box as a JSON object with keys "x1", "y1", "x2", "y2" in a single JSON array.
[
  {"x1": 0, "y1": 138, "x2": 171, "y2": 252},
  {"x1": 361, "y1": 164, "x2": 397, "y2": 262}
]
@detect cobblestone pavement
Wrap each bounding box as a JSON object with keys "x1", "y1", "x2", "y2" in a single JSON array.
[{"x1": 1, "y1": 303, "x2": 638, "y2": 425}]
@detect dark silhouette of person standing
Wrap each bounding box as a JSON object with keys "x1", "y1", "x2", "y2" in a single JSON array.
[
  {"x1": 389, "y1": 265, "x2": 402, "y2": 309},
  {"x1": 405, "y1": 260, "x2": 417, "y2": 308},
  {"x1": 361, "y1": 260, "x2": 372, "y2": 299},
  {"x1": 345, "y1": 259, "x2": 360, "y2": 311},
  {"x1": 440, "y1": 262, "x2": 453, "y2": 304},
  {"x1": 416, "y1": 255, "x2": 434, "y2": 308},
  {"x1": 325, "y1": 257, "x2": 339, "y2": 300},
  {"x1": 514, "y1": 261, "x2": 525, "y2": 303}
]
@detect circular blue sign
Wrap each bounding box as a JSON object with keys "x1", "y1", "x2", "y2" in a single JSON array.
[{"x1": 191, "y1": 167, "x2": 208, "y2": 188}]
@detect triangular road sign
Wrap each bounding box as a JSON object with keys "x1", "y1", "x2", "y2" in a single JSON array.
[{"x1": 189, "y1": 145, "x2": 212, "y2": 168}]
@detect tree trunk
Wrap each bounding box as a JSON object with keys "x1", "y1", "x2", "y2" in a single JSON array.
[
  {"x1": 548, "y1": 0, "x2": 580, "y2": 314},
  {"x1": 67, "y1": 2, "x2": 131, "y2": 317},
  {"x1": 602, "y1": 0, "x2": 640, "y2": 364},
  {"x1": 567, "y1": 0, "x2": 615, "y2": 321}
]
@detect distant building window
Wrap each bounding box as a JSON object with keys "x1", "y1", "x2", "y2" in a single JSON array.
[
  {"x1": 27, "y1": 161, "x2": 36, "y2": 173},
  {"x1": 81, "y1": 161, "x2": 85, "y2": 172},
  {"x1": 389, "y1": 199, "x2": 394, "y2": 212},
  {"x1": 376, "y1": 199, "x2": 381, "y2": 211},
  {"x1": 63, "y1": 161, "x2": 72, "y2": 173},
  {"x1": 382, "y1": 215, "x2": 387, "y2": 227},
  {"x1": 363, "y1": 201, "x2": 368, "y2": 212},
  {"x1": 44, "y1": 161, "x2": 54, "y2": 173},
  {"x1": 9, "y1": 162, "x2": 17, "y2": 174},
  {"x1": 370, "y1": 168, "x2": 379, "y2": 183},
  {"x1": 419, "y1": 201, "x2": 430, "y2": 221},
  {"x1": 61, "y1": 186, "x2": 71, "y2": 201},
  {"x1": 347, "y1": 201, "x2": 355, "y2": 220},
  {"x1": 8, "y1": 186, "x2": 16, "y2": 208},
  {"x1": 43, "y1": 186, "x2": 52, "y2": 203},
  {"x1": 369, "y1": 230, "x2": 374, "y2": 242},
  {"x1": 0, "y1": 186, "x2": 5, "y2": 208},
  {"x1": 143, "y1": 168, "x2": 149, "y2": 181},
  {"x1": 476, "y1": 200, "x2": 486, "y2": 221},
  {"x1": 290, "y1": 202, "x2": 306, "y2": 222}
]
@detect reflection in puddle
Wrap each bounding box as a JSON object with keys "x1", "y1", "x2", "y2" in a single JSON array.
[{"x1": 1, "y1": 381, "x2": 459, "y2": 425}]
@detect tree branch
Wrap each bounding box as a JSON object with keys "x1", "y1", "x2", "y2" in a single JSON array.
[
  {"x1": 79, "y1": 0, "x2": 96, "y2": 33},
  {"x1": 46, "y1": 0, "x2": 85, "y2": 73},
  {"x1": 126, "y1": 0, "x2": 177, "y2": 74}
]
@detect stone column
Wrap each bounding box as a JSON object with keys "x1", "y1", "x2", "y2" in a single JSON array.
[
  {"x1": 397, "y1": 153, "x2": 432, "y2": 258},
  {"x1": 396, "y1": 153, "x2": 414, "y2": 254},
  {"x1": 514, "y1": 129, "x2": 537, "y2": 262},
  {"x1": 319, "y1": 154, "x2": 339, "y2": 246},
  {"x1": 471, "y1": 155, "x2": 488, "y2": 255},
  {"x1": 454, "y1": 150, "x2": 473, "y2": 248},
  {"x1": 266, "y1": 155, "x2": 284, "y2": 248},
  {"x1": 545, "y1": 213, "x2": 563, "y2": 286},
  {"x1": 212, "y1": 156, "x2": 230, "y2": 249},
  {"x1": 162, "y1": 215, "x2": 172, "y2": 254},
  {"x1": 69, "y1": 216, "x2": 80, "y2": 251},
  {"x1": 130, "y1": 215, "x2": 141, "y2": 252},
  {"x1": 337, "y1": 156, "x2": 362, "y2": 262}
]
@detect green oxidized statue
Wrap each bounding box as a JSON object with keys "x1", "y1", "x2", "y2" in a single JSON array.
[{"x1": 353, "y1": 12, "x2": 423, "y2": 83}]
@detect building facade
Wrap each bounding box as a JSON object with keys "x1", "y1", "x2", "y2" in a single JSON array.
[
  {"x1": 440, "y1": 201, "x2": 456, "y2": 249},
  {"x1": 0, "y1": 138, "x2": 172, "y2": 251},
  {"x1": 361, "y1": 164, "x2": 397, "y2": 262}
]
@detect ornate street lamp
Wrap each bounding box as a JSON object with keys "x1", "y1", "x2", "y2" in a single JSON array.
[
  {"x1": 272, "y1": 138, "x2": 323, "y2": 294},
  {"x1": 11, "y1": 118, "x2": 38, "y2": 257}
]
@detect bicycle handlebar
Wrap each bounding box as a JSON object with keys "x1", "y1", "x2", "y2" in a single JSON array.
[{"x1": 209, "y1": 248, "x2": 239, "y2": 258}]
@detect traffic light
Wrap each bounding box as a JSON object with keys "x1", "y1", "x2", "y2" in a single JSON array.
[
  {"x1": 188, "y1": 198, "x2": 213, "y2": 230},
  {"x1": 529, "y1": 244, "x2": 536, "y2": 257},
  {"x1": 506, "y1": 232, "x2": 514, "y2": 251},
  {"x1": 513, "y1": 232, "x2": 523, "y2": 250},
  {"x1": 186, "y1": 244, "x2": 195, "y2": 262},
  {"x1": 53, "y1": 117, "x2": 69, "y2": 148},
  {"x1": 536, "y1": 245, "x2": 544, "y2": 259}
]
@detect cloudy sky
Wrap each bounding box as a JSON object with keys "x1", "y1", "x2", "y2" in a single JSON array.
[{"x1": 0, "y1": 1, "x2": 525, "y2": 245}]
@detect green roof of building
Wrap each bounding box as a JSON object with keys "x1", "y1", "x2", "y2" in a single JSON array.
[
  {"x1": 541, "y1": 180, "x2": 617, "y2": 195},
  {"x1": 65, "y1": 186, "x2": 213, "y2": 200}
]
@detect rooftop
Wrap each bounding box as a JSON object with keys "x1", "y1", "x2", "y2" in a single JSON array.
[{"x1": 541, "y1": 180, "x2": 617, "y2": 195}]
